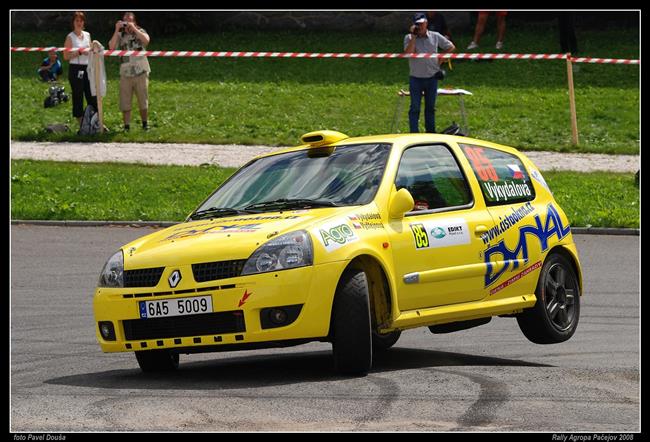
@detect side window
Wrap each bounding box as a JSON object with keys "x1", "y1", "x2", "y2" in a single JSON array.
[
  {"x1": 460, "y1": 144, "x2": 535, "y2": 206},
  {"x1": 395, "y1": 144, "x2": 472, "y2": 213}
]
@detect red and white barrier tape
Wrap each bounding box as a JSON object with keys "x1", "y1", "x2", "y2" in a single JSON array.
[{"x1": 10, "y1": 47, "x2": 640, "y2": 64}]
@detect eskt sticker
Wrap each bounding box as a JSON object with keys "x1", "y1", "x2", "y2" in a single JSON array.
[
  {"x1": 316, "y1": 220, "x2": 359, "y2": 252},
  {"x1": 530, "y1": 168, "x2": 552, "y2": 194},
  {"x1": 410, "y1": 218, "x2": 470, "y2": 250}
]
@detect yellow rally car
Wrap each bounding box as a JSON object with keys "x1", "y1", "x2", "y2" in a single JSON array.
[{"x1": 94, "y1": 131, "x2": 582, "y2": 375}]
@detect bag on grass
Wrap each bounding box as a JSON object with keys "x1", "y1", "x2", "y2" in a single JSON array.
[{"x1": 79, "y1": 104, "x2": 100, "y2": 135}]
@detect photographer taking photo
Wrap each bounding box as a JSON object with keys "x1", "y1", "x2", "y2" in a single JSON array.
[
  {"x1": 109, "y1": 12, "x2": 151, "y2": 131},
  {"x1": 403, "y1": 12, "x2": 455, "y2": 133}
]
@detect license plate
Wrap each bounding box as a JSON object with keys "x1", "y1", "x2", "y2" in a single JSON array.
[{"x1": 139, "y1": 295, "x2": 213, "y2": 319}]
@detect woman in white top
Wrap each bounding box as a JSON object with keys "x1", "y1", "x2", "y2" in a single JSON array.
[{"x1": 64, "y1": 11, "x2": 97, "y2": 127}]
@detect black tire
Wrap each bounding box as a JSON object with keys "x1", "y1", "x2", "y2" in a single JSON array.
[
  {"x1": 331, "y1": 269, "x2": 373, "y2": 375},
  {"x1": 135, "y1": 350, "x2": 179, "y2": 372},
  {"x1": 372, "y1": 329, "x2": 401, "y2": 352},
  {"x1": 517, "y1": 253, "x2": 581, "y2": 344}
]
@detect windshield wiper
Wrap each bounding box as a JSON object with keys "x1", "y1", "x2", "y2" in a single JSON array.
[
  {"x1": 188, "y1": 207, "x2": 257, "y2": 221},
  {"x1": 243, "y1": 198, "x2": 339, "y2": 211}
]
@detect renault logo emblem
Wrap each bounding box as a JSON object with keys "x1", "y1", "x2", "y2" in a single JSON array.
[{"x1": 168, "y1": 270, "x2": 182, "y2": 288}]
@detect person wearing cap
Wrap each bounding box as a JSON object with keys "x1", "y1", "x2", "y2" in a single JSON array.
[
  {"x1": 37, "y1": 50, "x2": 63, "y2": 82},
  {"x1": 404, "y1": 12, "x2": 455, "y2": 133},
  {"x1": 109, "y1": 11, "x2": 151, "y2": 131}
]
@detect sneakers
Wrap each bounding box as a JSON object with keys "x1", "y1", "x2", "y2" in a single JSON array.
[
  {"x1": 466, "y1": 41, "x2": 479, "y2": 50},
  {"x1": 496, "y1": 41, "x2": 504, "y2": 50}
]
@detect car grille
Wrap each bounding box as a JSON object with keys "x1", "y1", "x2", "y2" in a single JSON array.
[
  {"x1": 192, "y1": 260, "x2": 246, "y2": 282},
  {"x1": 124, "y1": 267, "x2": 165, "y2": 287},
  {"x1": 123, "y1": 311, "x2": 246, "y2": 340}
]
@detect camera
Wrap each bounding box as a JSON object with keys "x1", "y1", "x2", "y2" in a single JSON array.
[
  {"x1": 433, "y1": 69, "x2": 446, "y2": 81},
  {"x1": 44, "y1": 85, "x2": 69, "y2": 108},
  {"x1": 119, "y1": 21, "x2": 128, "y2": 32}
]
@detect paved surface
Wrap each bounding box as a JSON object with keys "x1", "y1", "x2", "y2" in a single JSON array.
[
  {"x1": 10, "y1": 141, "x2": 640, "y2": 172},
  {"x1": 10, "y1": 225, "x2": 639, "y2": 432}
]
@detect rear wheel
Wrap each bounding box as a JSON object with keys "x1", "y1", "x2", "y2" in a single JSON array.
[
  {"x1": 517, "y1": 253, "x2": 580, "y2": 344},
  {"x1": 135, "y1": 349, "x2": 179, "y2": 372},
  {"x1": 331, "y1": 269, "x2": 373, "y2": 375}
]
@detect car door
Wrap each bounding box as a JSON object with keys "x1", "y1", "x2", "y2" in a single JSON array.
[
  {"x1": 388, "y1": 143, "x2": 494, "y2": 312},
  {"x1": 457, "y1": 143, "x2": 565, "y2": 299}
]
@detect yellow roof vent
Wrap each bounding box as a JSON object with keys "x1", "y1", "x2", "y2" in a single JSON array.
[{"x1": 300, "y1": 130, "x2": 349, "y2": 147}]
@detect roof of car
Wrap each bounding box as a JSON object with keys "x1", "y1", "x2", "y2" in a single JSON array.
[{"x1": 252, "y1": 133, "x2": 521, "y2": 161}]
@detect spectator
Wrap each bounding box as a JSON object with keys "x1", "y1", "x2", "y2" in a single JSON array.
[
  {"x1": 467, "y1": 11, "x2": 508, "y2": 50},
  {"x1": 558, "y1": 11, "x2": 578, "y2": 55},
  {"x1": 63, "y1": 11, "x2": 97, "y2": 128},
  {"x1": 404, "y1": 12, "x2": 455, "y2": 133},
  {"x1": 426, "y1": 11, "x2": 452, "y2": 42},
  {"x1": 109, "y1": 12, "x2": 151, "y2": 131},
  {"x1": 37, "y1": 49, "x2": 62, "y2": 82}
]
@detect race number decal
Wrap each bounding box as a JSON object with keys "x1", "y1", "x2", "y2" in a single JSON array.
[{"x1": 410, "y1": 223, "x2": 429, "y2": 249}]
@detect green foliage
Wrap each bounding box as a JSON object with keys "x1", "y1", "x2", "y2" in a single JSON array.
[
  {"x1": 11, "y1": 26, "x2": 639, "y2": 153},
  {"x1": 11, "y1": 160, "x2": 639, "y2": 228}
]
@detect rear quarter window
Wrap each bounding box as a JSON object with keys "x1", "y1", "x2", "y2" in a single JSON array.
[{"x1": 460, "y1": 144, "x2": 535, "y2": 206}]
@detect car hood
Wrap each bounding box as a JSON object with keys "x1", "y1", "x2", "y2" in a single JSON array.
[{"x1": 121, "y1": 207, "x2": 358, "y2": 268}]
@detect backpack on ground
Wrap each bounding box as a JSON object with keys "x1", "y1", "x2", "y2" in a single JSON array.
[{"x1": 79, "y1": 104, "x2": 100, "y2": 135}]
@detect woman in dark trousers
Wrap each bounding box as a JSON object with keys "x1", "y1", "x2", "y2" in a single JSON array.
[{"x1": 63, "y1": 11, "x2": 97, "y2": 129}]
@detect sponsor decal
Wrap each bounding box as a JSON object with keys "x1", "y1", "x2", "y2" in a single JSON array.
[
  {"x1": 317, "y1": 220, "x2": 359, "y2": 252},
  {"x1": 481, "y1": 201, "x2": 535, "y2": 245},
  {"x1": 348, "y1": 213, "x2": 384, "y2": 230},
  {"x1": 162, "y1": 223, "x2": 262, "y2": 241},
  {"x1": 482, "y1": 180, "x2": 532, "y2": 203},
  {"x1": 484, "y1": 203, "x2": 570, "y2": 287},
  {"x1": 410, "y1": 218, "x2": 470, "y2": 250},
  {"x1": 489, "y1": 261, "x2": 542, "y2": 295},
  {"x1": 530, "y1": 168, "x2": 552, "y2": 194},
  {"x1": 238, "y1": 289, "x2": 252, "y2": 307}
]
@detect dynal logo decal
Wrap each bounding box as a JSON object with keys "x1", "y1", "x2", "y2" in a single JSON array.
[
  {"x1": 168, "y1": 270, "x2": 182, "y2": 288},
  {"x1": 484, "y1": 203, "x2": 570, "y2": 287}
]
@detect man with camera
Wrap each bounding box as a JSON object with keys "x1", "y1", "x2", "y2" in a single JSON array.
[
  {"x1": 403, "y1": 12, "x2": 455, "y2": 133},
  {"x1": 109, "y1": 12, "x2": 151, "y2": 131}
]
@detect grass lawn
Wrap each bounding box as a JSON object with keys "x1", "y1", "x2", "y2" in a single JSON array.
[
  {"x1": 10, "y1": 23, "x2": 639, "y2": 154},
  {"x1": 10, "y1": 160, "x2": 640, "y2": 228}
]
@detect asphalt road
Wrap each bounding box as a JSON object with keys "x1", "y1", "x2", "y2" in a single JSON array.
[{"x1": 10, "y1": 225, "x2": 640, "y2": 432}]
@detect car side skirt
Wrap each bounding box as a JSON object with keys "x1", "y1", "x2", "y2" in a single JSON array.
[{"x1": 380, "y1": 293, "x2": 537, "y2": 332}]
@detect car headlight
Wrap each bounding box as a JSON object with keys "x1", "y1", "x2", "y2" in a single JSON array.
[
  {"x1": 98, "y1": 250, "x2": 124, "y2": 288},
  {"x1": 242, "y1": 230, "x2": 313, "y2": 275}
]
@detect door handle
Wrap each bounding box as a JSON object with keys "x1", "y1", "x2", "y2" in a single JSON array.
[{"x1": 474, "y1": 225, "x2": 488, "y2": 236}]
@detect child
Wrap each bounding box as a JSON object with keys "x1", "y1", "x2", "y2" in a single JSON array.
[{"x1": 37, "y1": 50, "x2": 63, "y2": 82}]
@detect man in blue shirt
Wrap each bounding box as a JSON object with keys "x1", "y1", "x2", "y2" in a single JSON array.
[
  {"x1": 404, "y1": 12, "x2": 455, "y2": 133},
  {"x1": 37, "y1": 50, "x2": 63, "y2": 82}
]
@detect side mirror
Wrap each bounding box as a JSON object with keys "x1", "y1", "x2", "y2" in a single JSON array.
[{"x1": 389, "y1": 188, "x2": 414, "y2": 219}]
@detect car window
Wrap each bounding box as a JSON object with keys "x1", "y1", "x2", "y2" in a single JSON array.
[
  {"x1": 460, "y1": 144, "x2": 535, "y2": 206},
  {"x1": 196, "y1": 143, "x2": 391, "y2": 211},
  {"x1": 395, "y1": 144, "x2": 472, "y2": 213}
]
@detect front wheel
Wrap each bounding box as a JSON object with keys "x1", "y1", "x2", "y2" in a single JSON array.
[
  {"x1": 135, "y1": 349, "x2": 179, "y2": 372},
  {"x1": 331, "y1": 269, "x2": 373, "y2": 375},
  {"x1": 372, "y1": 329, "x2": 401, "y2": 352},
  {"x1": 517, "y1": 253, "x2": 581, "y2": 344}
]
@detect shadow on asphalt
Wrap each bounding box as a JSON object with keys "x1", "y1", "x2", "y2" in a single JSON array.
[{"x1": 45, "y1": 347, "x2": 552, "y2": 390}]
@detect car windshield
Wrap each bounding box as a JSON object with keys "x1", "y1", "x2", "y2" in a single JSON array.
[{"x1": 194, "y1": 143, "x2": 391, "y2": 215}]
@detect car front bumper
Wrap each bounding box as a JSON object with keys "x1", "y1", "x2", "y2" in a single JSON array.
[{"x1": 93, "y1": 261, "x2": 347, "y2": 353}]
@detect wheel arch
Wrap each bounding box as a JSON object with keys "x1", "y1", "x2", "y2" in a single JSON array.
[
  {"x1": 548, "y1": 245, "x2": 583, "y2": 294},
  {"x1": 327, "y1": 252, "x2": 397, "y2": 338}
]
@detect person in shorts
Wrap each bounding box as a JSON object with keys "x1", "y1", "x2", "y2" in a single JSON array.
[
  {"x1": 466, "y1": 11, "x2": 508, "y2": 51},
  {"x1": 108, "y1": 12, "x2": 151, "y2": 131}
]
